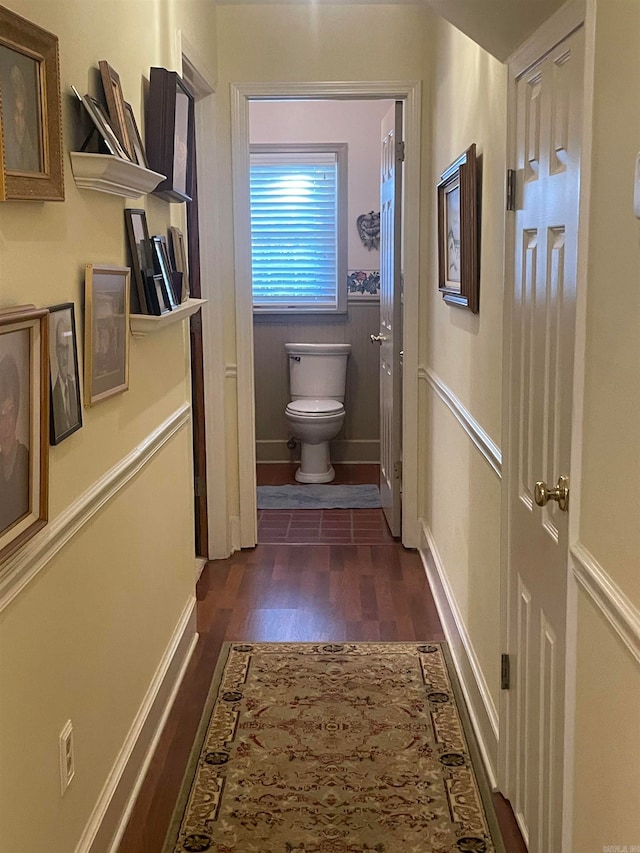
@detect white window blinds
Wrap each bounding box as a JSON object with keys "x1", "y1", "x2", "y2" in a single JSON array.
[{"x1": 250, "y1": 146, "x2": 347, "y2": 313}]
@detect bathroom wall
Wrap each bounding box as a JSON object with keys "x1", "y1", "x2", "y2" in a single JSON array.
[{"x1": 250, "y1": 99, "x2": 393, "y2": 463}]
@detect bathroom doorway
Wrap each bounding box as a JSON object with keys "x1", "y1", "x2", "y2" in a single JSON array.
[{"x1": 230, "y1": 81, "x2": 422, "y2": 551}]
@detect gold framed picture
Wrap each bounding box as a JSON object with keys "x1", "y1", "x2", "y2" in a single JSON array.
[{"x1": 84, "y1": 265, "x2": 130, "y2": 406}]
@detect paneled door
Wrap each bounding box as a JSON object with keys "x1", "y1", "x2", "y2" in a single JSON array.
[
  {"x1": 507, "y1": 26, "x2": 584, "y2": 852},
  {"x1": 375, "y1": 101, "x2": 403, "y2": 537}
]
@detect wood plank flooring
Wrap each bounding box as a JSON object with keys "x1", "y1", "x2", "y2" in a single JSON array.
[{"x1": 117, "y1": 466, "x2": 526, "y2": 853}]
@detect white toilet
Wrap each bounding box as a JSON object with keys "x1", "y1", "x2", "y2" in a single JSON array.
[{"x1": 284, "y1": 342, "x2": 351, "y2": 484}]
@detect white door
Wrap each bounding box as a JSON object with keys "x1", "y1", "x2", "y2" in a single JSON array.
[
  {"x1": 506, "y1": 27, "x2": 584, "y2": 852},
  {"x1": 375, "y1": 101, "x2": 403, "y2": 537}
]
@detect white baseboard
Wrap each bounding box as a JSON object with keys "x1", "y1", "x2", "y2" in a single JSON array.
[
  {"x1": 74, "y1": 596, "x2": 199, "y2": 853},
  {"x1": 229, "y1": 515, "x2": 241, "y2": 554},
  {"x1": 419, "y1": 520, "x2": 499, "y2": 789},
  {"x1": 195, "y1": 557, "x2": 207, "y2": 582}
]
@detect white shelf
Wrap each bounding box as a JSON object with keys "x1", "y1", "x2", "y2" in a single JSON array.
[
  {"x1": 69, "y1": 152, "x2": 166, "y2": 198},
  {"x1": 130, "y1": 298, "x2": 207, "y2": 338}
]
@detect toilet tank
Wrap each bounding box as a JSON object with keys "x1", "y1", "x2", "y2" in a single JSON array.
[{"x1": 285, "y1": 342, "x2": 351, "y2": 401}]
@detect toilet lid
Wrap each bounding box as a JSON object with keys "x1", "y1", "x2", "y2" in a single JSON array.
[{"x1": 286, "y1": 398, "x2": 344, "y2": 416}]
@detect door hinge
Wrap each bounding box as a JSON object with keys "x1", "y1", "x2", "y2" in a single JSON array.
[
  {"x1": 506, "y1": 169, "x2": 516, "y2": 211},
  {"x1": 397, "y1": 140, "x2": 405, "y2": 162},
  {"x1": 195, "y1": 475, "x2": 207, "y2": 498},
  {"x1": 501, "y1": 653, "x2": 511, "y2": 690},
  {"x1": 394, "y1": 461, "x2": 402, "y2": 479}
]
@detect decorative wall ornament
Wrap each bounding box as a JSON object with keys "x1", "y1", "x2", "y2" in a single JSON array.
[
  {"x1": 347, "y1": 270, "x2": 380, "y2": 300},
  {"x1": 356, "y1": 211, "x2": 380, "y2": 250}
]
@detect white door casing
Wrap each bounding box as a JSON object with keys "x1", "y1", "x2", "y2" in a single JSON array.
[
  {"x1": 503, "y1": 24, "x2": 584, "y2": 853},
  {"x1": 378, "y1": 101, "x2": 403, "y2": 538},
  {"x1": 230, "y1": 82, "x2": 422, "y2": 549}
]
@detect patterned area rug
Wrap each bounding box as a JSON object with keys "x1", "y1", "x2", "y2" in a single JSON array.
[
  {"x1": 164, "y1": 643, "x2": 505, "y2": 853},
  {"x1": 256, "y1": 484, "x2": 382, "y2": 510}
]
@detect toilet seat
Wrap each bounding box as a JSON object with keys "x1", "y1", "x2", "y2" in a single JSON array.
[{"x1": 286, "y1": 398, "x2": 344, "y2": 417}]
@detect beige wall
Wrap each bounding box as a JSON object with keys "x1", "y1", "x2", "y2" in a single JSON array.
[
  {"x1": 420, "y1": 16, "x2": 507, "y2": 715},
  {"x1": 571, "y1": 1, "x2": 640, "y2": 846},
  {"x1": 0, "y1": 1, "x2": 216, "y2": 850}
]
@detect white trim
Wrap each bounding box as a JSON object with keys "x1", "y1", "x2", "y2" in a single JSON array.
[
  {"x1": 229, "y1": 515, "x2": 241, "y2": 554},
  {"x1": 419, "y1": 366, "x2": 502, "y2": 478},
  {"x1": 74, "y1": 597, "x2": 198, "y2": 853},
  {"x1": 179, "y1": 41, "x2": 230, "y2": 560},
  {"x1": 0, "y1": 404, "x2": 191, "y2": 613},
  {"x1": 231, "y1": 80, "x2": 422, "y2": 550},
  {"x1": 507, "y1": 0, "x2": 586, "y2": 74},
  {"x1": 419, "y1": 520, "x2": 499, "y2": 788},
  {"x1": 571, "y1": 543, "x2": 640, "y2": 667}
]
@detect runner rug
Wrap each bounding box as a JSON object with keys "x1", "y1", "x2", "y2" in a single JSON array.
[{"x1": 164, "y1": 642, "x2": 505, "y2": 853}]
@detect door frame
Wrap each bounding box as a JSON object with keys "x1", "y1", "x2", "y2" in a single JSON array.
[
  {"x1": 498, "y1": 2, "x2": 595, "y2": 848},
  {"x1": 230, "y1": 81, "x2": 422, "y2": 550}
]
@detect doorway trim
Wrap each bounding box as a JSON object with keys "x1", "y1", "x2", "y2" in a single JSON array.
[
  {"x1": 498, "y1": 2, "x2": 594, "y2": 849},
  {"x1": 231, "y1": 80, "x2": 422, "y2": 550}
]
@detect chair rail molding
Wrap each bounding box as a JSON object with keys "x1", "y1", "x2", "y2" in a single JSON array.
[
  {"x1": 0, "y1": 403, "x2": 191, "y2": 612},
  {"x1": 419, "y1": 365, "x2": 502, "y2": 478},
  {"x1": 571, "y1": 542, "x2": 640, "y2": 666}
]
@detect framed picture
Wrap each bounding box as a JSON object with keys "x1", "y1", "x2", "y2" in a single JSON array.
[
  {"x1": 48, "y1": 303, "x2": 82, "y2": 445},
  {"x1": 146, "y1": 67, "x2": 194, "y2": 203},
  {"x1": 84, "y1": 265, "x2": 130, "y2": 406},
  {"x1": 0, "y1": 6, "x2": 64, "y2": 201},
  {"x1": 0, "y1": 305, "x2": 49, "y2": 565},
  {"x1": 437, "y1": 143, "x2": 479, "y2": 313},
  {"x1": 72, "y1": 86, "x2": 130, "y2": 160},
  {"x1": 124, "y1": 208, "x2": 154, "y2": 314},
  {"x1": 152, "y1": 236, "x2": 179, "y2": 310},
  {"x1": 169, "y1": 226, "x2": 190, "y2": 302},
  {"x1": 124, "y1": 102, "x2": 148, "y2": 168},
  {"x1": 98, "y1": 60, "x2": 133, "y2": 160}
]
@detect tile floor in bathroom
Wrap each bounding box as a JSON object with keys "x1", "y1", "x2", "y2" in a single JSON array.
[{"x1": 256, "y1": 463, "x2": 394, "y2": 545}]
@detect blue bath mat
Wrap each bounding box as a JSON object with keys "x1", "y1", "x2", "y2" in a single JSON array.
[{"x1": 257, "y1": 484, "x2": 382, "y2": 509}]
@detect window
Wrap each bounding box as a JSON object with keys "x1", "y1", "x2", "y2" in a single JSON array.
[{"x1": 250, "y1": 143, "x2": 347, "y2": 313}]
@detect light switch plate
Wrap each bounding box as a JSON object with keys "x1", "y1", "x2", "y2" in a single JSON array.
[{"x1": 635, "y1": 152, "x2": 640, "y2": 218}]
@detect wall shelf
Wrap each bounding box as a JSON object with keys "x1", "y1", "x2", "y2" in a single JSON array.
[
  {"x1": 69, "y1": 152, "x2": 166, "y2": 198},
  {"x1": 130, "y1": 298, "x2": 207, "y2": 338}
]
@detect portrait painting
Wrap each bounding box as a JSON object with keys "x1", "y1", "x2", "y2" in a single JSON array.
[
  {"x1": 0, "y1": 306, "x2": 49, "y2": 565},
  {"x1": 0, "y1": 44, "x2": 42, "y2": 173},
  {"x1": 84, "y1": 265, "x2": 130, "y2": 406},
  {"x1": 48, "y1": 303, "x2": 82, "y2": 445}
]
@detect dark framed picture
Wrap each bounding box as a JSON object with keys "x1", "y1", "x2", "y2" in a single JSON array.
[
  {"x1": 0, "y1": 305, "x2": 49, "y2": 565},
  {"x1": 48, "y1": 303, "x2": 82, "y2": 445},
  {"x1": 98, "y1": 60, "x2": 133, "y2": 160},
  {"x1": 146, "y1": 67, "x2": 194, "y2": 203},
  {"x1": 437, "y1": 143, "x2": 479, "y2": 313},
  {"x1": 84, "y1": 265, "x2": 130, "y2": 406},
  {"x1": 72, "y1": 86, "x2": 130, "y2": 160},
  {"x1": 124, "y1": 102, "x2": 148, "y2": 168},
  {"x1": 169, "y1": 226, "x2": 190, "y2": 302},
  {"x1": 124, "y1": 208, "x2": 154, "y2": 314},
  {"x1": 152, "y1": 236, "x2": 178, "y2": 310},
  {"x1": 0, "y1": 6, "x2": 64, "y2": 201}
]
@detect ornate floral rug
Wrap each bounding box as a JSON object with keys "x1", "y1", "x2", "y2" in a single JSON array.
[{"x1": 164, "y1": 642, "x2": 505, "y2": 853}]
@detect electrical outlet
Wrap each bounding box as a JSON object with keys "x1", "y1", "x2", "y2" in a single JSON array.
[{"x1": 58, "y1": 720, "x2": 75, "y2": 795}]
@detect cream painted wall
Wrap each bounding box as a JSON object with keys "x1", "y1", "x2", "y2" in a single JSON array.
[
  {"x1": 571, "y1": 0, "x2": 640, "y2": 843},
  {"x1": 421, "y1": 17, "x2": 507, "y2": 713},
  {"x1": 0, "y1": 1, "x2": 216, "y2": 849}
]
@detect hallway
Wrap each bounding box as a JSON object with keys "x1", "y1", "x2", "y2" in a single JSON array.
[{"x1": 118, "y1": 541, "x2": 526, "y2": 852}]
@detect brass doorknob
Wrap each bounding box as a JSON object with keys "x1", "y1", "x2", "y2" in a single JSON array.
[
  {"x1": 370, "y1": 333, "x2": 387, "y2": 344},
  {"x1": 534, "y1": 475, "x2": 569, "y2": 512}
]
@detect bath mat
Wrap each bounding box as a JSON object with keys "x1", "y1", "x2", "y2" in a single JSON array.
[
  {"x1": 163, "y1": 642, "x2": 506, "y2": 853},
  {"x1": 257, "y1": 483, "x2": 381, "y2": 509}
]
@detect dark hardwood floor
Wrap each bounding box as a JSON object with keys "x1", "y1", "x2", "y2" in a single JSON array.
[{"x1": 117, "y1": 465, "x2": 526, "y2": 852}]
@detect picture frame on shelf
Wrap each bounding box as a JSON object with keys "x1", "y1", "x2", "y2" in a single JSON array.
[
  {"x1": 437, "y1": 143, "x2": 479, "y2": 313},
  {"x1": 0, "y1": 305, "x2": 49, "y2": 564},
  {"x1": 124, "y1": 102, "x2": 148, "y2": 168},
  {"x1": 84, "y1": 264, "x2": 130, "y2": 406},
  {"x1": 48, "y1": 303, "x2": 82, "y2": 445},
  {"x1": 146, "y1": 67, "x2": 194, "y2": 202},
  {"x1": 152, "y1": 235, "x2": 179, "y2": 310},
  {"x1": 0, "y1": 6, "x2": 64, "y2": 201},
  {"x1": 98, "y1": 60, "x2": 133, "y2": 160},
  {"x1": 124, "y1": 208, "x2": 154, "y2": 314},
  {"x1": 72, "y1": 86, "x2": 130, "y2": 160},
  {"x1": 169, "y1": 226, "x2": 190, "y2": 302}
]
